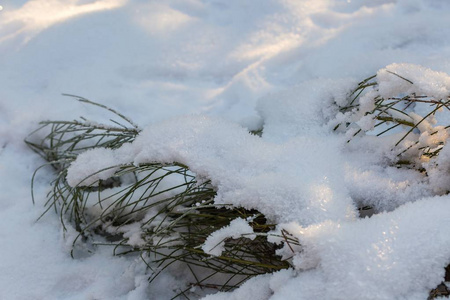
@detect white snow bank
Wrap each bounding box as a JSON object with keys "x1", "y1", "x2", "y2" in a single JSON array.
[
  {"x1": 6, "y1": 0, "x2": 450, "y2": 299},
  {"x1": 344, "y1": 163, "x2": 432, "y2": 212},
  {"x1": 67, "y1": 115, "x2": 356, "y2": 225},
  {"x1": 0, "y1": 0, "x2": 126, "y2": 45},
  {"x1": 256, "y1": 78, "x2": 356, "y2": 143},
  {"x1": 0, "y1": 145, "x2": 155, "y2": 300},
  {"x1": 205, "y1": 195, "x2": 450, "y2": 300}
]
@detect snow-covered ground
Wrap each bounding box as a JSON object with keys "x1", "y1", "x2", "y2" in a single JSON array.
[{"x1": 3, "y1": 0, "x2": 450, "y2": 299}]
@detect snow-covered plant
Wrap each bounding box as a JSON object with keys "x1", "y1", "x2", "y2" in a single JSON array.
[
  {"x1": 26, "y1": 96, "x2": 140, "y2": 231},
  {"x1": 26, "y1": 96, "x2": 298, "y2": 297},
  {"x1": 334, "y1": 64, "x2": 450, "y2": 172}
]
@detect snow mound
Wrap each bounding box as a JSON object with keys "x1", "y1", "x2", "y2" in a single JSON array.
[
  {"x1": 205, "y1": 195, "x2": 450, "y2": 300},
  {"x1": 67, "y1": 114, "x2": 357, "y2": 225},
  {"x1": 6, "y1": 0, "x2": 450, "y2": 299}
]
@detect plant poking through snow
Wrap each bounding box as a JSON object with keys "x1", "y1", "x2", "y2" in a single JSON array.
[
  {"x1": 26, "y1": 96, "x2": 298, "y2": 298},
  {"x1": 334, "y1": 64, "x2": 450, "y2": 170}
]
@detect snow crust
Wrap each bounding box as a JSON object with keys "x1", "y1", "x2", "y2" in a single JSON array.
[{"x1": 4, "y1": 0, "x2": 450, "y2": 299}]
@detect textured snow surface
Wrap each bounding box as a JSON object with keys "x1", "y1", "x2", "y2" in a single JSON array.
[
  {"x1": 68, "y1": 115, "x2": 357, "y2": 224},
  {"x1": 205, "y1": 195, "x2": 450, "y2": 300},
  {"x1": 3, "y1": 0, "x2": 450, "y2": 299},
  {"x1": 378, "y1": 63, "x2": 450, "y2": 100}
]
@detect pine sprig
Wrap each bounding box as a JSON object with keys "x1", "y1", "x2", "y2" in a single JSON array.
[
  {"x1": 26, "y1": 98, "x2": 298, "y2": 298},
  {"x1": 336, "y1": 73, "x2": 450, "y2": 166}
]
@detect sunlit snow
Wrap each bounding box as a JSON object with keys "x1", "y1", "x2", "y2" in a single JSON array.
[{"x1": 2, "y1": 0, "x2": 450, "y2": 299}]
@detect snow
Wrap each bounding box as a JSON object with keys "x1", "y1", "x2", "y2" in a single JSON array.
[
  {"x1": 265, "y1": 195, "x2": 450, "y2": 300},
  {"x1": 66, "y1": 147, "x2": 118, "y2": 187},
  {"x1": 427, "y1": 142, "x2": 450, "y2": 194},
  {"x1": 202, "y1": 271, "x2": 295, "y2": 300},
  {"x1": 377, "y1": 63, "x2": 450, "y2": 100},
  {"x1": 67, "y1": 114, "x2": 356, "y2": 225},
  {"x1": 3, "y1": 0, "x2": 450, "y2": 299},
  {"x1": 202, "y1": 218, "x2": 256, "y2": 257}
]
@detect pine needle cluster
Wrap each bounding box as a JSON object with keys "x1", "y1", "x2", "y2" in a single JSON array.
[
  {"x1": 26, "y1": 96, "x2": 297, "y2": 298},
  {"x1": 335, "y1": 73, "x2": 450, "y2": 168}
]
